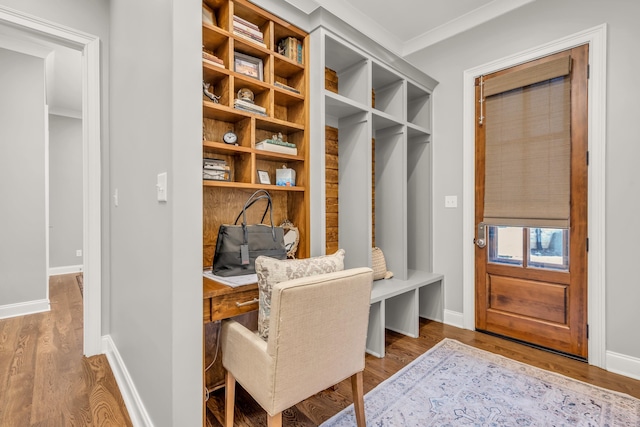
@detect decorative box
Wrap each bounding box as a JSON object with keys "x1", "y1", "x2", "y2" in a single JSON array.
[{"x1": 276, "y1": 166, "x2": 295, "y2": 187}]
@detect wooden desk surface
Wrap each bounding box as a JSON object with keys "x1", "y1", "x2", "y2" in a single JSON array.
[{"x1": 203, "y1": 277, "x2": 259, "y2": 323}]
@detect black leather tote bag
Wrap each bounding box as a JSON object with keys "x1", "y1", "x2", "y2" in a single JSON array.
[{"x1": 212, "y1": 190, "x2": 286, "y2": 276}]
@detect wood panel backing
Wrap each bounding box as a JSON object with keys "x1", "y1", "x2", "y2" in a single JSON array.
[
  {"x1": 325, "y1": 126, "x2": 339, "y2": 254},
  {"x1": 372, "y1": 138, "x2": 375, "y2": 247}
]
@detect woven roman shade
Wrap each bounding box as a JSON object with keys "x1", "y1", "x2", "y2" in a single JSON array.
[{"x1": 483, "y1": 56, "x2": 571, "y2": 228}]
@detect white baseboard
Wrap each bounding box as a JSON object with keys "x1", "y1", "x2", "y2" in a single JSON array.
[
  {"x1": 0, "y1": 299, "x2": 50, "y2": 320},
  {"x1": 102, "y1": 335, "x2": 154, "y2": 427},
  {"x1": 606, "y1": 350, "x2": 640, "y2": 381},
  {"x1": 443, "y1": 309, "x2": 465, "y2": 329},
  {"x1": 48, "y1": 265, "x2": 83, "y2": 276}
]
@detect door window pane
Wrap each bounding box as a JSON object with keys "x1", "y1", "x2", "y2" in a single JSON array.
[
  {"x1": 528, "y1": 228, "x2": 569, "y2": 271},
  {"x1": 488, "y1": 226, "x2": 523, "y2": 266}
]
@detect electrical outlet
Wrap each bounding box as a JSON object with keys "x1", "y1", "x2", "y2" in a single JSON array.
[
  {"x1": 445, "y1": 195, "x2": 458, "y2": 208},
  {"x1": 76, "y1": 249, "x2": 83, "y2": 257}
]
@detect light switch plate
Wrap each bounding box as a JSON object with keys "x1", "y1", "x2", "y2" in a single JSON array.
[
  {"x1": 157, "y1": 172, "x2": 168, "y2": 202},
  {"x1": 445, "y1": 195, "x2": 457, "y2": 208}
]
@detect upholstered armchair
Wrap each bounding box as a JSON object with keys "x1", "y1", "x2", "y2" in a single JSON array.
[{"x1": 221, "y1": 267, "x2": 373, "y2": 427}]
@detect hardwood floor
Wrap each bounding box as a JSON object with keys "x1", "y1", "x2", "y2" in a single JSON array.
[
  {"x1": 0, "y1": 274, "x2": 132, "y2": 426},
  {"x1": 3, "y1": 275, "x2": 638, "y2": 426},
  {"x1": 206, "y1": 318, "x2": 640, "y2": 427}
]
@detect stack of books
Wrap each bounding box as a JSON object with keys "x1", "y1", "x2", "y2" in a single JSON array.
[
  {"x1": 203, "y1": 158, "x2": 231, "y2": 181},
  {"x1": 233, "y1": 15, "x2": 266, "y2": 48},
  {"x1": 274, "y1": 81, "x2": 300, "y2": 94},
  {"x1": 202, "y1": 49, "x2": 224, "y2": 68},
  {"x1": 234, "y1": 98, "x2": 267, "y2": 116},
  {"x1": 255, "y1": 139, "x2": 297, "y2": 155},
  {"x1": 277, "y1": 37, "x2": 303, "y2": 64}
]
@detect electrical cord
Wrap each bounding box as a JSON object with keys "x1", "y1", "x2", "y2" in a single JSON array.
[{"x1": 204, "y1": 320, "x2": 222, "y2": 402}]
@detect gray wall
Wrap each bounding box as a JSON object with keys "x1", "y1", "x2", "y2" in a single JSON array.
[
  {"x1": 49, "y1": 114, "x2": 83, "y2": 269},
  {"x1": 0, "y1": 0, "x2": 111, "y2": 333},
  {"x1": 110, "y1": 0, "x2": 202, "y2": 424},
  {"x1": 407, "y1": 0, "x2": 640, "y2": 359},
  {"x1": 0, "y1": 48, "x2": 46, "y2": 306}
]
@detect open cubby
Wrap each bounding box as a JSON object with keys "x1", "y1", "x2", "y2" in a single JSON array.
[
  {"x1": 372, "y1": 62, "x2": 404, "y2": 117},
  {"x1": 374, "y1": 125, "x2": 407, "y2": 280},
  {"x1": 407, "y1": 81, "x2": 431, "y2": 130},
  {"x1": 325, "y1": 36, "x2": 368, "y2": 106}
]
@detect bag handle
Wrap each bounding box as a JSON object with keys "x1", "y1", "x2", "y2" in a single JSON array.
[
  {"x1": 234, "y1": 192, "x2": 270, "y2": 225},
  {"x1": 234, "y1": 190, "x2": 278, "y2": 242}
]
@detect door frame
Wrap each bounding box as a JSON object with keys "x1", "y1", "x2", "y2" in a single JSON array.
[
  {"x1": 462, "y1": 24, "x2": 607, "y2": 367},
  {"x1": 0, "y1": 6, "x2": 103, "y2": 357}
]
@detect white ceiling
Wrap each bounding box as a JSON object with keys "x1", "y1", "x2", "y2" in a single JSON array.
[{"x1": 287, "y1": 0, "x2": 535, "y2": 55}]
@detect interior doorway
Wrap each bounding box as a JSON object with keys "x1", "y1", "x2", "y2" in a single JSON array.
[{"x1": 0, "y1": 6, "x2": 103, "y2": 357}]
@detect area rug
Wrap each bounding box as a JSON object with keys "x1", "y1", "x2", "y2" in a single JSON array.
[{"x1": 321, "y1": 338, "x2": 640, "y2": 426}]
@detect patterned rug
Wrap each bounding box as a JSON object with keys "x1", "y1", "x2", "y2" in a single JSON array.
[{"x1": 321, "y1": 338, "x2": 640, "y2": 426}]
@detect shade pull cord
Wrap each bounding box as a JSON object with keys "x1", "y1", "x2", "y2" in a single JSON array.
[{"x1": 479, "y1": 75, "x2": 485, "y2": 125}]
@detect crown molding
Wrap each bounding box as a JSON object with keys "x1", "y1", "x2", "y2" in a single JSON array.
[{"x1": 403, "y1": 0, "x2": 535, "y2": 55}]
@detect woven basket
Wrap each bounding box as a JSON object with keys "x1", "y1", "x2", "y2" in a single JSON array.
[{"x1": 372, "y1": 247, "x2": 393, "y2": 280}]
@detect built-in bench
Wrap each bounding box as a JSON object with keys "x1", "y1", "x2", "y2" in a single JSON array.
[{"x1": 366, "y1": 270, "x2": 444, "y2": 358}]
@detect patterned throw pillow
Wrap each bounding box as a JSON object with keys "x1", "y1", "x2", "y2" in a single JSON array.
[{"x1": 255, "y1": 249, "x2": 345, "y2": 340}]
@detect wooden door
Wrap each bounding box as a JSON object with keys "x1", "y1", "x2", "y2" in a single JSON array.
[{"x1": 475, "y1": 45, "x2": 589, "y2": 359}]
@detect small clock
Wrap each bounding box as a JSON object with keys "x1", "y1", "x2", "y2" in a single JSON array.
[{"x1": 223, "y1": 130, "x2": 238, "y2": 145}]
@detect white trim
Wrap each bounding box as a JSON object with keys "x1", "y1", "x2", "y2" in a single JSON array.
[
  {"x1": 48, "y1": 265, "x2": 83, "y2": 276},
  {"x1": 44, "y1": 105, "x2": 50, "y2": 304},
  {"x1": 102, "y1": 335, "x2": 154, "y2": 427},
  {"x1": 0, "y1": 299, "x2": 50, "y2": 320},
  {"x1": 462, "y1": 24, "x2": 607, "y2": 367},
  {"x1": 0, "y1": 6, "x2": 103, "y2": 357},
  {"x1": 49, "y1": 106, "x2": 83, "y2": 119},
  {"x1": 82, "y1": 36, "x2": 102, "y2": 357},
  {"x1": 403, "y1": 0, "x2": 535, "y2": 56},
  {"x1": 443, "y1": 309, "x2": 465, "y2": 329},
  {"x1": 606, "y1": 350, "x2": 640, "y2": 381}
]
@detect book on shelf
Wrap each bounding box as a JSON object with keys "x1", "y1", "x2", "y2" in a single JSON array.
[
  {"x1": 234, "y1": 104, "x2": 268, "y2": 116},
  {"x1": 232, "y1": 15, "x2": 266, "y2": 47},
  {"x1": 203, "y1": 158, "x2": 231, "y2": 181},
  {"x1": 203, "y1": 50, "x2": 223, "y2": 63},
  {"x1": 232, "y1": 16, "x2": 263, "y2": 38},
  {"x1": 233, "y1": 15, "x2": 260, "y2": 31},
  {"x1": 274, "y1": 81, "x2": 300, "y2": 94},
  {"x1": 203, "y1": 49, "x2": 225, "y2": 68},
  {"x1": 255, "y1": 139, "x2": 298, "y2": 155},
  {"x1": 277, "y1": 37, "x2": 303, "y2": 65},
  {"x1": 203, "y1": 58, "x2": 225, "y2": 68},
  {"x1": 233, "y1": 31, "x2": 267, "y2": 48},
  {"x1": 234, "y1": 98, "x2": 266, "y2": 114}
]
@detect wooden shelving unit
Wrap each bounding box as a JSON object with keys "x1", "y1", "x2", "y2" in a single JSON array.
[{"x1": 201, "y1": 0, "x2": 309, "y2": 268}]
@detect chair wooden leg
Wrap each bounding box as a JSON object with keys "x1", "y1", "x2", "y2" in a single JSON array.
[
  {"x1": 267, "y1": 412, "x2": 282, "y2": 427},
  {"x1": 225, "y1": 371, "x2": 236, "y2": 427},
  {"x1": 351, "y1": 371, "x2": 366, "y2": 427}
]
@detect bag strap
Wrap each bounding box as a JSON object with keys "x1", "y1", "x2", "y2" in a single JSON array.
[
  {"x1": 234, "y1": 190, "x2": 278, "y2": 242},
  {"x1": 234, "y1": 189, "x2": 272, "y2": 225},
  {"x1": 234, "y1": 195, "x2": 269, "y2": 225}
]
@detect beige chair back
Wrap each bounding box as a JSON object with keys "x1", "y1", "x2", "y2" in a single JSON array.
[{"x1": 266, "y1": 267, "x2": 372, "y2": 412}]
